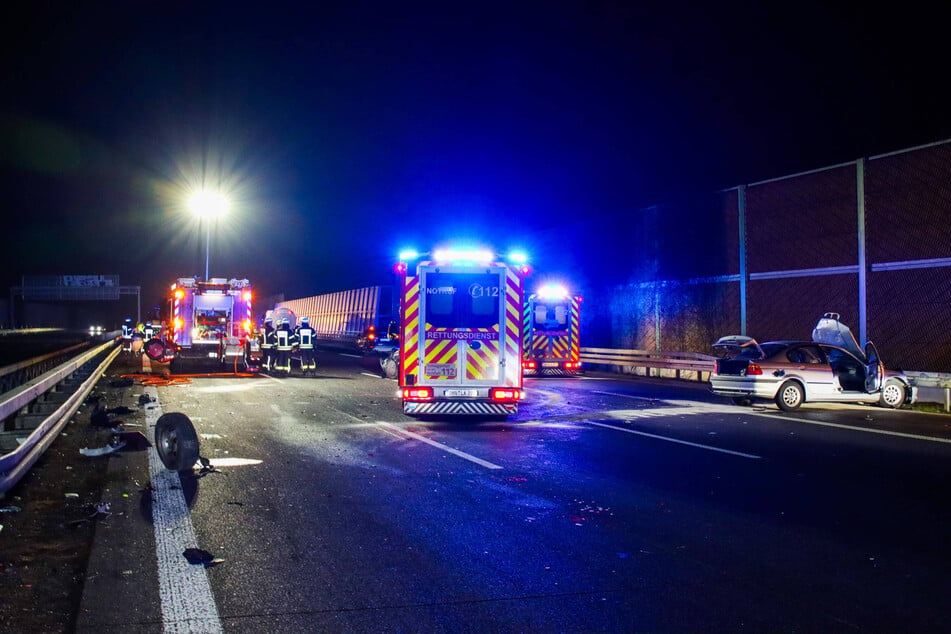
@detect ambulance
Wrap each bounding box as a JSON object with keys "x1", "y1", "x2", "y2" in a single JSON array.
[
  {"x1": 396, "y1": 247, "x2": 530, "y2": 417},
  {"x1": 522, "y1": 283, "x2": 582, "y2": 376},
  {"x1": 161, "y1": 277, "x2": 261, "y2": 371}
]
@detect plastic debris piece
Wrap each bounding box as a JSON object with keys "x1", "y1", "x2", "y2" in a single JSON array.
[
  {"x1": 183, "y1": 548, "x2": 224, "y2": 566},
  {"x1": 80, "y1": 441, "x2": 127, "y2": 457},
  {"x1": 65, "y1": 493, "x2": 79, "y2": 499}
]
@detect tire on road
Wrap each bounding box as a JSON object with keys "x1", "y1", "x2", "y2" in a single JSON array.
[
  {"x1": 154, "y1": 412, "x2": 200, "y2": 472},
  {"x1": 731, "y1": 396, "x2": 753, "y2": 406},
  {"x1": 775, "y1": 380, "x2": 805, "y2": 411}
]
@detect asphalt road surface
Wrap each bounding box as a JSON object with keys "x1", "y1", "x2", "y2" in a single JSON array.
[{"x1": 61, "y1": 350, "x2": 951, "y2": 632}]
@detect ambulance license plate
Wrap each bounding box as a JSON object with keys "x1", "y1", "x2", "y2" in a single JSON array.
[
  {"x1": 445, "y1": 389, "x2": 477, "y2": 397},
  {"x1": 542, "y1": 362, "x2": 560, "y2": 368}
]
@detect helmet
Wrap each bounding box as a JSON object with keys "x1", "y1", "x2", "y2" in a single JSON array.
[
  {"x1": 301, "y1": 317, "x2": 309, "y2": 324},
  {"x1": 281, "y1": 318, "x2": 290, "y2": 325},
  {"x1": 265, "y1": 316, "x2": 273, "y2": 323}
]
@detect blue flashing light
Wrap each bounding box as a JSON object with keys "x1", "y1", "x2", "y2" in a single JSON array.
[
  {"x1": 398, "y1": 249, "x2": 419, "y2": 261},
  {"x1": 507, "y1": 250, "x2": 528, "y2": 265},
  {"x1": 537, "y1": 283, "x2": 569, "y2": 300}
]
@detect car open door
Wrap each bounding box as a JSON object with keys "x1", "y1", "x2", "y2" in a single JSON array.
[{"x1": 864, "y1": 341, "x2": 885, "y2": 393}]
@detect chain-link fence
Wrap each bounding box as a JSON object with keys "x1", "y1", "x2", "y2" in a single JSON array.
[{"x1": 586, "y1": 139, "x2": 951, "y2": 372}]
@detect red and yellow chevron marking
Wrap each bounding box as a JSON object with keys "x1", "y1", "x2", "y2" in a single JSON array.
[
  {"x1": 400, "y1": 275, "x2": 420, "y2": 382},
  {"x1": 465, "y1": 327, "x2": 500, "y2": 380},
  {"x1": 503, "y1": 267, "x2": 523, "y2": 387},
  {"x1": 424, "y1": 331, "x2": 458, "y2": 379},
  {"x1": 570, "y1": 296, "x2": 581, "y2": 362}
]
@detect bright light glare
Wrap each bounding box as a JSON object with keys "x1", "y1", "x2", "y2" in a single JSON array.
[
  {"x1": 188, "y1": 191, "x2": 230, "y2": 219},
  {"x1": 508, "y1": 250, "x2": 528, "y2": 264},
  {"x1": 398, "y1": 249, "x2": 419, "y2": 261},
  {"x1": 434, "y1": 248, "x2": 493, "y2": 264},
  {"x1": 538, "y1": 283, "x2": 569, "y2": 300}
]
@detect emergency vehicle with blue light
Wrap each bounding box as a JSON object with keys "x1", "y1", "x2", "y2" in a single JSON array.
[
  {"x1": 396, "y1": 247, "x2": 530, "y2": 417},
  {"x1": 522, "y1": 283, "x2": 582, "y2": 376},
  {"x1": 161, "y1": 277, "x2": 261, "y2": 371}
]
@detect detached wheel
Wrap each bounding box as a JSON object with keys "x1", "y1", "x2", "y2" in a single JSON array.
[
  {"x1": 381, "y1": 352, "x2": 398, "y2": 379},
  {"x1": 731, "y1": 396, "x2": 753, "y2": 406},
  {"x1": 879, "y1": 379, "x2": 906, "y2": 408},
  {"x1": 144, "y1": 338, "x2": 167, "y2": 361},
  {"x1": 775, "y1": 381, "x2": 804, "y2": 411},
  {"x1": 155, "y1": 413, "x2": 199, "y2": 471}
]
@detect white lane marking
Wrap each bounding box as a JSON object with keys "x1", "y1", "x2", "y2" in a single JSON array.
[
  {"x1": 743, "y1": 409, "x2": 951, "y2": 445},
  {"x1": 361, "y1": 372, "x2": 383, "y2": 379},
  {"x1": 340, "y1": 353, "x2": 362, "y2": 358},
  {"x1": 585, "y1": 420, "x2": 762, "y2": 459},
  {"x1": 145, "y1": 388, "x2": 223, "y2": 633},
  {"x1": 592, "y1": 390, "x2": 657, "y2": 402},
  {"x1": 206, "y1": 457, "x2": 263, "y2": 467},
  {"x1": 374, "y1": 421, "x2": 504, "y2": 469}
]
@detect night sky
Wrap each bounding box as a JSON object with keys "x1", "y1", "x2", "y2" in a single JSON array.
[{"x1": 2, "y1": 2, "x2": 949, "y2": 313}]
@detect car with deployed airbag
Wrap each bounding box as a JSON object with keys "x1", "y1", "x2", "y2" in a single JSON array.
[{"x1": 710, "y1": 313, "x2": 915, "y2": 411}]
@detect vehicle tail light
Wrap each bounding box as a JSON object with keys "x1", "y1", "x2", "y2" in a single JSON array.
[
  {"x1": 746, "y1": 363, "x2": 763, "y2": 376},
  {"x1": 522, "y1": 360, "x2": 537, "y2": 370},
  {"x1": 565, "y1": 361, "x2": 580, "y2": 370},
  {"x1": 490, "y1": 388, "x2": 521, "y2": 402},
  {"x1": 402, "y1": 387, "x2": 433, "y2": 401}
]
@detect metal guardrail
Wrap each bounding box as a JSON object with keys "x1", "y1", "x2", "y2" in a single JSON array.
[
  {"x1": 580, "y1": 347, "x2": 951, "y2": 411},
  {"x1": 0, "y1": 340, "x2": 121, "y2": 496},
  {"x1": 579, "y1": 347, "x2": 717, "y2": 382}
]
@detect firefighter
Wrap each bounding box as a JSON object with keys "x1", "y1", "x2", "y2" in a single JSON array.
[
  {"x1": 295, "y1": 316, "x2": 317, "y2": 375},
  {"x1": 273, "y1": 317, "x2": 294, "y2": 375},
  {"x1": 260, "y1": 317, "x2": 275, "y2": 372}
]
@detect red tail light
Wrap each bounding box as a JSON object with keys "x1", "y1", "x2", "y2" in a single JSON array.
[
  {"x1": 522, "y1": 360, "x2": 537, "y2": 370},
  {"x1": 746, "y1": 363, "x2": 763, "y2": 376},
  {"x1": 565, "y1": 361, "x2": 580, "y2": 370},
  {"x1": 402, "y1": 387, "x2": 433, "y2": 401},
  {"x1": 490, "y1": 388, "x2": 521, "y2": 402}
]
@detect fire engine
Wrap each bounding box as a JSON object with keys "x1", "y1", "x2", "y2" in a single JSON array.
[
  {"x1": 522, "y1": 283, "x2": 582, "y2": 376},
  {"x1": 163, "y1": 277, "x2": 261, "y2": 371},
  {"x1": 396, "y1": 247, "x2": 530, "y2": 418}
]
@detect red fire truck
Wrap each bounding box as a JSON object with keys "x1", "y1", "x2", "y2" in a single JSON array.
[
  {"x1": 522, "y1": 283, "x2": 582, "y2": 376},
  {"x1": 161, "y1": 277, "x2": 261, "y2": 371},
  {"x1": 396, "y1": 247, "x2": 530, "y2": 418}
]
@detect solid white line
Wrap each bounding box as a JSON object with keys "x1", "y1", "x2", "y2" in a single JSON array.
[
  {"x1": 592, "y1": 390, "x2": 657, "y2": 402},
  {"x1": 340, "y1": 353, "x2": 362, "y2": 358},
  {"x1": 585, "y1": 420, "x2": 762, "y2": 459},
  {"x1": 145, "y1": 388, "x2": 223, "y2": 633},
  {"x1": 361, "y1": 372, "x2": 382, "y2": 379},
  {"x1": 374, "y1": 421, "x2": 504, "y2": 469},
  {"x1": 744, "y1": 409, "x2": 951, "y2": 444}
]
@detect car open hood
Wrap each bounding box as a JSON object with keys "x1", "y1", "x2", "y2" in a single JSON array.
[
  {"x1": 812, "y1": 312, "x2": 866, "y2": 361},
  {"x1": 712, "y1": 335, "x2": 764, "y2": 358}
]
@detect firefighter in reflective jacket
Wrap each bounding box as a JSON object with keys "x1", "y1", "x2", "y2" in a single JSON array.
[
  {"x1": 273, "y1": 318, "x2": 295, "y2": 375},
  {"x1": 295, "y1": 316, "x2": 317, "y2": 374},
  {"x1": 260, "y1": 317, "x2": 276, "y2": 371}
]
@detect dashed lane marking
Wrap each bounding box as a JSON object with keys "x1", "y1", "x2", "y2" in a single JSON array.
[
  {"x1": 585, "y1": 420, "x2": 762, "y2": 459},
  {"x1": 374, "y1": 421, "x2": 504, "y2": 469}
]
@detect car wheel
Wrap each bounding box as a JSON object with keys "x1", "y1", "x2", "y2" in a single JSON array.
[
  {"x1": 154, "y1": 412, "x2": 200, "y2": 472},
  {"x1": 879, "y1": 379, "x2": 906, "y2": 408},
  {"x1": 731, "y1": 396, "x2": 753, "y2": 406},
  {"x1": 775, "y1": 381, "x2": 804, "y2": 411}
]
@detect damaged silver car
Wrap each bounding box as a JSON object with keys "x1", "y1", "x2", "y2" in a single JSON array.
[{"x1": 710, "y1": 313, "x2": 916, "y2": 411}]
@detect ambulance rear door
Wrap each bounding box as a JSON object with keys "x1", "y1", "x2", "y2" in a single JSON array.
[{"x1": 417, "y1": 266, "x2": 511, "y2": 394}]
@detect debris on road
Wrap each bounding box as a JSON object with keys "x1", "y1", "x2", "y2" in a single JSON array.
[
  {"x1": 79, "y1": 440, "x2": 127, "y2": 457},
  {"x1": 183, "y1": 547, "x2": 225, "y2": 566}
]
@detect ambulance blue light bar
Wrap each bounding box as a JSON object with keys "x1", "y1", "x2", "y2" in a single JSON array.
[
  {"x1": 537, "y1": 283, "x2": 569, "y2": 300},
  {"x1": 433, "y1": 248, "x2": 494, "y2": 265}
]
